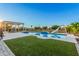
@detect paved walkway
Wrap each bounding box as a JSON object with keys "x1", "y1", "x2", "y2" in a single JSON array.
[
  {"x1": 0, "y1": 40, "x2": 14, "y2": 56},
  {"x1": 75, "y1": 44, "x2": 79, "y2": 55}
]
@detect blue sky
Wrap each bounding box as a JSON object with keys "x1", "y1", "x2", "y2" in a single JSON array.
[{"x1": 0, "y1": 3, "x2": 79, "y2": 27}]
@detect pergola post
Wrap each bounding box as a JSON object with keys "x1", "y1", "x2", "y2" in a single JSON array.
[
  {"x1": 15, "y1": 24, "x2": 17, "y2": 32},
  {"x1": 4, "y1": 23, "x2": 6, "y2": 32},
  {"x1": 17, "y1": 24, "x2": 20, "y2": 32},
  {"x1": 23, "y1": 24, "x2": 24, "y2": 31},
  {"x1": 10, "y1": 24, "x2": 13, "y2": 32}
]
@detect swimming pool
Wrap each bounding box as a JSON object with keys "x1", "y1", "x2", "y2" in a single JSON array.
[
  {"x1": 22, "y1": 32, "x2": 66, "y2": 39},
  {"x1": 22, "y1": 32, "x2": 77, "y2": 43}
]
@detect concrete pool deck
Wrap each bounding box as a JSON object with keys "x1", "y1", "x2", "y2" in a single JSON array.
[
  {"x1": 3, "y1": 32, "x2": 27, "y2": 40},
  {"x1": 3, "y1": 32, "x2": 77, "y2": 43}
]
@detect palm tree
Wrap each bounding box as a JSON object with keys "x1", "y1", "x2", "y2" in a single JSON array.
[
  {"x1": 30, "y1": 25, "x2": 33, "y2": 31},
  {"x1": 71, "y1": 22, "x2": 79, "y2": 29},
  {"x1": 71, "y1": 22, "x2": 79, "y2": 32},
  {"x1": 66, "y1": 22, "x2": 79, "y2": 33}
]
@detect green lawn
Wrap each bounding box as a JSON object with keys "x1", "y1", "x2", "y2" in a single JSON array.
[{"x1": 4, "y1": 36, "x2": 78, "y2": 56}]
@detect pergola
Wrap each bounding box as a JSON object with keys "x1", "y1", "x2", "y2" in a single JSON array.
[{"x1": 0, "y1": 21, "x2": 24, "y2": 32}]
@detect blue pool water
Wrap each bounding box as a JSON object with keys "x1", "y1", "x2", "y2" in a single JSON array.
[{"x1": 22, "y1": 32, "x2": 66, "y2": 39}]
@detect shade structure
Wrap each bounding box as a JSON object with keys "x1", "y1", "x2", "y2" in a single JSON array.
[{"x1": 0, "y1": 21, "x2": 24, "y2": 32}]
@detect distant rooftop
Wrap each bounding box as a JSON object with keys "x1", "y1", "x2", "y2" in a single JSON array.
[{"x1": 2, "y1": 21, "x2": 24, "y2": 25}]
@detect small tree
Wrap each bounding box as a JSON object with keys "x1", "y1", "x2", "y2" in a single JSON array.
[
  {"x1": 42, "y1": 26, "x2": 48, "y2": 30},
  {"x1": 51, "y1": 25, "x2": 59, "y2": 30},
  {"x1": 34, "y1": 26, "x2": 41, "y2": 30}
]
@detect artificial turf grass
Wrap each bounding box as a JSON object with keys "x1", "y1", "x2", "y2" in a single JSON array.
[{"x1": 4, "y1": 36, "x2": 78, "y2": 56}]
